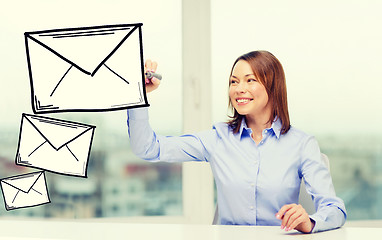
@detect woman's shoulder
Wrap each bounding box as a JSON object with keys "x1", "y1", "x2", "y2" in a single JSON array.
[
  {"x1": 213, "y1": 121, "x2": 230, "y2": 129},
  {"x1": 213, "y1": 121, "x2": 234, "y2": 132},
  {"x1": 284, "y1": 125, "x2": 316, "y2": 142},
  {"x1": 282, "y1": 126, "x2": 320, "y2": 156},
  {"x1": 211, "y1": 121, "x2": 235, "y2": 137}
]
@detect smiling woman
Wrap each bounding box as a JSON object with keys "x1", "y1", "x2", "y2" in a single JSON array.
[
  {"x1": 228, "y1": 51, "x2": 290, "y2": 139},
  {"x1": 127, "y1": 50, "x2": 346, "y2": 233}
]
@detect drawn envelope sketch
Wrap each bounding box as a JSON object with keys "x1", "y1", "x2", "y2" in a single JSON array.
[
  {"x1": 0, "y1": 171, "x2": 50, "y2": 210},
  {"x1": 15, "y1": 114, "x2": 95, "y2": 177},
  {"x1": 25, "y1": 23, "x2": 149, "y2": 113}
]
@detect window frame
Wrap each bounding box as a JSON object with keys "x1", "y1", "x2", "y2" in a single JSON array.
[{"x1": 106, "y1": 0, "x2": 215, "y2": 224}]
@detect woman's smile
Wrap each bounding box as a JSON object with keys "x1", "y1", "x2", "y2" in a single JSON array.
[
  {"x1": 235, "y1": 98, "x2": 254, "y2": 105},
  {"x1": 229, "y1": 60, "x2": 271, "y2": 117}
]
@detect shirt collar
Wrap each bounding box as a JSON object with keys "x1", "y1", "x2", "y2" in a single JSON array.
[
  {"x1": 271, "y1": 117, "x2": 282, "y2": 139},
  {"x1": 238, "y1": 117, "x2": 283, "y2": 139},
  {"x1": 238, "y1": 118, "x2": 250, "y2": 137}
]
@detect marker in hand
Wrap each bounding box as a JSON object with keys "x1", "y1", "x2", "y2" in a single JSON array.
[{"x1": 145, "y1": 72, "x2": 162, "y2": 80}]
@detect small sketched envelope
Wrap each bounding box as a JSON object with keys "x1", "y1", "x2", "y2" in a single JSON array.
[
  {"x1": 15, "y1": 114, "x2": 95, "y2": 177},
  {"x1": 25, "y1": 23, "x2": 149, "y2": 113},
  {"x1": 0, "y1": 171, "x2": 50, "y2": 210}
]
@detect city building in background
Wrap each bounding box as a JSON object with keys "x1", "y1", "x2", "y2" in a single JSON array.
[
  {"x1": 1, "y1": 124, "x2": 381, "y2": 220},
  {"x1": 0, "y1": 124, "x2": 183, "y2": 218}
]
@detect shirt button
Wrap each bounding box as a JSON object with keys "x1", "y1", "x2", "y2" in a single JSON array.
[
  {"x1": 250, "y1": 206, "x2": 254, "y2": 210},
  {"x1": 250, "y1": 183, "x2": 255, "y2": 187}
]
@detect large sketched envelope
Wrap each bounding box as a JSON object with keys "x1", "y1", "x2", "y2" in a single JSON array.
[
  {"x1": 15, "y1": 114, "x2": 95, "y2": 177},
  {"x1": 25, "y1": 23, "x2": 149, "y2": 113},
  {"x1": 0, "y1": 171, "x2": 50, "y2": 210}
]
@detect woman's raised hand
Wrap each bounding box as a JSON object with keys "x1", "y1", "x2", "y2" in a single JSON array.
[{"x1": 144, "y1": 59, "x2": 161, "y2": 93}]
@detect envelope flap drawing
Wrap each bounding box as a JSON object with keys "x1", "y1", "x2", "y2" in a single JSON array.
[
  {"x1": 1, "y1": 172, "x2": 42, "y2": 193},
  {"x1": 24, "y1": 113, "x2": 94, "y2": 150},
  {"x1": 25, "y1": 23, "x2": 141, "y2": 76},
  {"x1": 25, "y1": 23, "x2": 149, "y2": 114}
]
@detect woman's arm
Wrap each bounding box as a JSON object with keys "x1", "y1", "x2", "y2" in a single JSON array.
[
  {"x1": 299, "y1": 137, "x2": 347, "y2": 232},
  {"x1": 127, "y1": 107, "x2": 211, "y2": 162},
  {"x1": 275, "y1": 136, "x2": 346, "y2": 233},
  {"x1": 127, "y1": 60, "x2": 213, "y2": 163}
]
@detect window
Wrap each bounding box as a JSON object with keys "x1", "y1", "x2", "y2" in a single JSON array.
[
  {"x1": 0, "y1": 0, "x2": 182, "y2": 218},
  {"x1": 211, "y1": 0, "x2": 382, "y2": 221}
]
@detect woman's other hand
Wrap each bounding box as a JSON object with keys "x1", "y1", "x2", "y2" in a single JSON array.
[
  {"x1": 275, "y1": 204, "x2": 315, "y2": 233},
  {"x1": 144, "y1": 59, "x2": 161, "y2": 93}
]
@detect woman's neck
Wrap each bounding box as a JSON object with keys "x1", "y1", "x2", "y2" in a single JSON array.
[{"x1": 245, "y1": 114, "x2": 272, "y2": 144}]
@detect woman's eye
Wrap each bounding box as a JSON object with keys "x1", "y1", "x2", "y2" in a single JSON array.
[
  {"x1": 248, "y1": 78, "x2": 257, "y2": 82},
  {"x1": 230, "y1": 80, "x2": 238, "y2": 84}
]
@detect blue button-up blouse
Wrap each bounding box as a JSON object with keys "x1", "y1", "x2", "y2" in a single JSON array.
[{"x1": 127, "y1": 108, "x2": 346, "y2": 232}]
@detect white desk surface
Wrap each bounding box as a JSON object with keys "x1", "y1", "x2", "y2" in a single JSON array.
[{"x1": 0, "y1": 219, "x2": 381, "y2": 240}]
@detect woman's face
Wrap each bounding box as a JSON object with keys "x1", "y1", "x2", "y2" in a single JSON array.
[{"x1": 229, "y1": 60, "x2": 272, "y2": 119}]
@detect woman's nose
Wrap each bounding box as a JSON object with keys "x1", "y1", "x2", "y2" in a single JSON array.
[{"x1": 236, "y1": 82, "x2": 247, "y2": 93}]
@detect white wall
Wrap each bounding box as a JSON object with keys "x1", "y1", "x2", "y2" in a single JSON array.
[{"x1": 211, "y1": 0, "x2": 382, "y2": 136}]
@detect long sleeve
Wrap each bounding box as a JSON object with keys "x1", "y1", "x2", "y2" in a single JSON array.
[
  {"x1": 300, "y1": 136, "x2": 347, "y2": 233},
  {"x1": 127, "y1": 108, "x2": 211, "y2": 162},
  {"x1": 127, "y1": 109, "x2": 347, "y2": 231}
]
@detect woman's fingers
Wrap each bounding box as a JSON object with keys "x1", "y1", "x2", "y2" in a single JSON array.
[
  {"x1": 150, "y1": 61, "x2": 158, "y2": 72},
  {"x1": 276, "y1": 204, "x2": 294, "y2": 224},
  {"x1": 280, "y1": 204, "x2": 298, "y2": 230},
  {"x1": 276, "y1": 204, "x2": 313, "y2": 233},
  {"x1": 145, "y1": 76, "x2": 161, "y2": 93},
  {"x1": 288, "y1": 213, "x2": 307, "y2": 231},
  {"x1": 284, "y1": 209, "x2": 303, "y2": 231},
  {"x1": 145, "y1": 59, "x2": 157, "y2": 73},
  {"x1": 144, "y1": 59, "x2": 160, "y2": 93}
]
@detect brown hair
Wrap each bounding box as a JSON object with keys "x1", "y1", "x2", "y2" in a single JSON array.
[{"x1": 227, "y1": 51, "x2": 290, "y2": 134}]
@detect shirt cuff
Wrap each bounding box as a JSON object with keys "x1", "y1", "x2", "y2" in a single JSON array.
[{"x1": 309, "y1": 217, "x2": 318, "y2": 233}]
